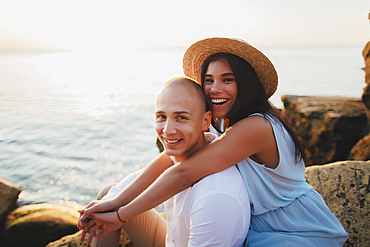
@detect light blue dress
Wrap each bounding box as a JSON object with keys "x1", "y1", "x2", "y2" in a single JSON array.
[{"x1": 212, "y1": 114, "x2": 348, "y2": 246}]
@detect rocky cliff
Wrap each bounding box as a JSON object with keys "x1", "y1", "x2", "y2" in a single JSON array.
[
  {"x1": 282, "y1": 95, "x2": 369, "y2": 165},
  {"x1": 349, "y1": 41, "x2": 370, "y2": 161}
]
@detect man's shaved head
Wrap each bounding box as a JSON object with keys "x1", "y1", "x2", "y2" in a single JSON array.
[{"x1": 160, "y1": 76, "x2": 208, "y2": 114}]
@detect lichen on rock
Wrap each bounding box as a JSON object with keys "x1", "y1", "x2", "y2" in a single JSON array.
[{"x1": 305, "y1": 161, "x2": 370, "y2": 246}]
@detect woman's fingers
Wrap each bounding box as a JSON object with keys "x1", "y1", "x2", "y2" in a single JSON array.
[
  {"x1": 77, "y1": 209, "x2": 85, "y2": 214},
  {"x1": 81, "y1": 201, "x2": 105, "y2": 221},
  {"x1": 79, "y1": 200, "x2": 100, "y2": 221},
  {"x1": 81, "y1": 207, "x2": 93, "y2": 221},
  {"x1": 77, "y1": 210, "x2": 86, "y2": 229}
]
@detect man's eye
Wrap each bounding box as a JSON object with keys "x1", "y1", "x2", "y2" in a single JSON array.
[
  {"x1": 177, "y1": 116, "x2": 187, "y2": 120},
  {"x1": 156, "y1": 115, "x2": 166, "y2": 121}
]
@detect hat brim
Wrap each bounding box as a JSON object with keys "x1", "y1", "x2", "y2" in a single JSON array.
[{"x1": 183, "y1": 37, "x2": 278, "y2": 98}]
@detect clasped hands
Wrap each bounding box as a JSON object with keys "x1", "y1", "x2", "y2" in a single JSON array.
[{"x1": 78, "y1": 200, "x2": 126, "y2": 246}]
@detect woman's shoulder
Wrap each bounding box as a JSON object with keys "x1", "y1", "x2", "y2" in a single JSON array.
[
  {"x1": 224, "y1": 114, "x2": 275, "y2": 151},
  {"x1": 233, "y1": 113, "x2": 273, "y2": 131}
]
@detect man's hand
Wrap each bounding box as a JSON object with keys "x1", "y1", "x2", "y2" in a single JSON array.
[
  {"x1": 77, "y1": 199, "x2": 116, "y2": 229},
  {"x1": 83, "y1": 211, "x2": 124, "y2": 246}
]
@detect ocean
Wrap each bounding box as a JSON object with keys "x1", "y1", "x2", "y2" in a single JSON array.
[{"x1": 0, "y1": 45, "x2": 366, "y2": 210}]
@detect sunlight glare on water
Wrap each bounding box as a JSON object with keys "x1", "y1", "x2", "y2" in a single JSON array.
[
  {"x1": 0, "y1": 49, "x2": 184, "y2": 207},
  {"x1": 0, "y1": 45, "x2": 365, "y2": 208}
]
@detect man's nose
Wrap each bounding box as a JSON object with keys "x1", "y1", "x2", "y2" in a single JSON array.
[{"x1": 163, "y1": 119, "x2": 176, "y2": 134}]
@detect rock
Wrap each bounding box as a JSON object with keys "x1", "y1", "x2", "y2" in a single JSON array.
[
  {"x1": 47, "y1": 212, "x2": 166, "y2": 247},
  {"x1": 46, "y1": 231, "x2": 88, "y2": 247},
  {"x1": 363, "y1": 83, "x2": 370, "y2": 121},
  {"x1": 0, "y1": 178, "x2": 22, "y2": 227},
  {"x1": 362, "y1": 41, "x2": 370, "y2": 116},
  {"x1": 351, "y1": 41, "x2": 370, "y2": 162},
  {"x1": 305, "y1": 161, "x2": 370, "y2": 246},
  {"x1": 363, "y1": 41, "x2": 370, "y2": 86},
  {"x1": 349, "y1": 133, "x2": 370, "y2": 161},
  {"x1": 347, "y1": 40, "x2": 370, "y2": 162},
  {"x1": 1, "y1": 203, "x2": 80, "y2": 247},
  {"x1": 282, "y1": 95, "x2": 369, "y2": 165},
  {"x1": 46, "y1": 229, "x2": 135, "y2": 247}
]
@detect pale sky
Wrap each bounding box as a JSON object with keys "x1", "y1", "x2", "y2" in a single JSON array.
[{"x1": 0, "y1": 0, "x2": 369, "y2": 51}]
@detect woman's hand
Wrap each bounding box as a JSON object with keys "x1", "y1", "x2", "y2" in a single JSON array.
[
  {"x1": 78, "y1": 199, "x2": 118, "y2": 229},
  {"x1": 83, "y1": 211, "x2": 124, "y2": 246}
]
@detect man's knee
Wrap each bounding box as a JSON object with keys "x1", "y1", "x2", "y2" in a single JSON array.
[{"x1": 96, "y1": 183, "x2": 117, "y2": 200}]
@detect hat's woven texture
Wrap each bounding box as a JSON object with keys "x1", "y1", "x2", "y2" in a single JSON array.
[{"x1": 183, "y1": 37, "x2": 278, "y2": 98}]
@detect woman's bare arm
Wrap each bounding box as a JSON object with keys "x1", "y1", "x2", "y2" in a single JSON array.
[
  {"x1": 80, "y1": 152, "x2": 173, "y2": 221},
  {"x1": 116, "y1": 115, "x2": 277, "y2": 220},
  {"x1": 112, "y1": 152, "x2": 174, "y2": 206}
]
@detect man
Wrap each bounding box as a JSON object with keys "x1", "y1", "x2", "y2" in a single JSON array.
[{"x1": 82, "y1": 76, "x2": 250, "y2": 246}]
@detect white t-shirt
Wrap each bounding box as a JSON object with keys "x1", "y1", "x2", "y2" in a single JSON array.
[
  {"x1": 164, "y1": 156, "x2": 250, "y2": 247},
  {"x1": 103, "y1": 132, "x2": 251, "y2": 247}
]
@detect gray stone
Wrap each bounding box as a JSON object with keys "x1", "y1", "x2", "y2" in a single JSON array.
[{"x1": 305, "y1": 161, "x2": 370, "y2": 246}]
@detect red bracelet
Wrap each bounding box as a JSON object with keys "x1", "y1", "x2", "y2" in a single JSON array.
[{"x1": 116, "y1": 209, "x2": 128, "y2": 223}]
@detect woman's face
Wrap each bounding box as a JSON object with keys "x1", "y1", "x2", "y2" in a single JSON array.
[{"x1": 203, "y1": 59, "x2": 238, "y2": 119}]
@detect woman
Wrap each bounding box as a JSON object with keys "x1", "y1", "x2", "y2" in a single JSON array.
[{"x1": 80, "y1": 37, "x2": 348, "y2": 246}]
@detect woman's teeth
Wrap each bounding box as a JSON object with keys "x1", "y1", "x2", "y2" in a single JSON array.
[{"x1": 212, "y1": 99, "x2": 227, "y2": 105}]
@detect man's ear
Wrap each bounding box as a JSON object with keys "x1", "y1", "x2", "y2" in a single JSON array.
[{"x1": 202, "y1": 111, "x2": 212, "y2": 131}]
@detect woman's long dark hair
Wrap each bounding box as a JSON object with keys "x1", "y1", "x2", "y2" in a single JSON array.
[{"x1": 200, "y1": 53, "x2": 308, "y2": 165}]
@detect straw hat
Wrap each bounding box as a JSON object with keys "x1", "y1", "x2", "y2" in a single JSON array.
[{"x1": 183, "y1": 37, "x2": 278, "y2": 98}]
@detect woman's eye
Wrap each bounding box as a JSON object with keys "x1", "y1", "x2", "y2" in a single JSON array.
[
  {"x1": 224, "y1": 78, "x2": 234, "y2": 83},
  {"x1": 177, "y1": 116, "x2": 187, "y2": 120},
  {"x1": 204, "y1": 78, "x2": 214, "y2": 84}
]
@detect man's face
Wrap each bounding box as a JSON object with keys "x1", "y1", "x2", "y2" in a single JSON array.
[{"x1": 155, "y1": 85, "x2": 208, "y2": 161}]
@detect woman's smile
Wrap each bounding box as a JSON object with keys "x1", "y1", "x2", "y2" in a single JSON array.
[{"x1": 211, "y1": 98, "x2": 228, "y2": 105}]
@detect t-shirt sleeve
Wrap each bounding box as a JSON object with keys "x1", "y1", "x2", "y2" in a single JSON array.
[
  {"x1": 187, "y1": 193, "x2": 248, "y2": 247},
  {"x1": 102, "y1": 169, "x2": 144, "y2": 200}
]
